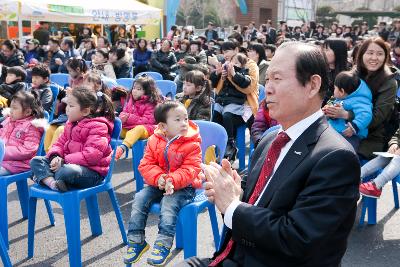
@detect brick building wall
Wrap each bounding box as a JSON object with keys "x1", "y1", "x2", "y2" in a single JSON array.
[{"x1": 235, "y1": 0, "x2": 279, "y2": 28}]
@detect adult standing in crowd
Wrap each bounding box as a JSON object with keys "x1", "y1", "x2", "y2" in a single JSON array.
[
  {"x1": 133, "y1": 38, "x2": 152, "y2": 76},
  {"x1": 322, "y1": 38, "x2": 349, "y2": 103},
  {"x1": 247, "y1": 43, "x2": 269, "y2": 86},
  {"x1": 324, "y1": 37, "x2": 399, "y2": 159},
  {"x1": 33, "y1": 21, "x2": 50, "y2": 46},
  {"x1": 205, "y1": 22, "x2": 219, "y2": 42},
  {"x1": 178, "y1": 41, "x2": 360, "y2": 267},
  {"x1": 149, "y1": 40, "x2": 177, "y2": 80}
]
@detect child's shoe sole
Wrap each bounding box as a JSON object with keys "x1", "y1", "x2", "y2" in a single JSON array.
[{"x1": 147, "y1": 252, "x2": 172, "y2": 267}]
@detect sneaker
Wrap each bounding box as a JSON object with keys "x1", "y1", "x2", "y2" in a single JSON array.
[
  {"x1": 359, "y1": 181, "x2": 382, "y2": 198},
  {"x1": 115, "y1": 146, "x2": 126, "y2": 161},
  {"x1": 147, "y1": 242, "x2": 171, "y2": 266},
  {"x1": 55, "y1": 180, "x2": 68, "y2": 192},
  {"x1": 123, "y1": 240, "x2": 149, "y2": 264}
]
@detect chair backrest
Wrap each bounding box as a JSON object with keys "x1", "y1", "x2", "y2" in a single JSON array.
[
  {"x1": 49, "y1": 85, "x2": 60, "y2": 121},
  {"x1": 0, "y1": 139, "x2": 5, "y2": 164},
  {"x1": 85, "y1": 60, "x2": 91, "y2": 68},
  {"x1": 50, "y1": 73, "x2": 69, "y2": 88},
  {"x1": 155, "y1": 80, "x2": 177, "y2": 98},
  {"x1": 36, "y1": 111, "x2": 49, "y2": 156},
  {"x1": 116, "y1": 78, "x2": 135, "y2": 90},
  {"x1": 193, "y1": 120, "x2": 228, "y2": 163},
  {"x1": 258, "y1": 84, "x2": 265, "y2": 102},
  {"x1": 135, "y1": 71, "x2": 163, "y2": 81},
  {"x1": 105, "y1": 118, "x2": 122, "y2": 183}
]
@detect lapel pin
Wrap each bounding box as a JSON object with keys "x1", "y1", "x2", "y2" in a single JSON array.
[{"x1": 294, "y1": 151, "x2": 302, "y2": 155}]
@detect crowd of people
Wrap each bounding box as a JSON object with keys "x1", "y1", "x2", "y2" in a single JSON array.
[{"x1": 0, "y1": 17, "x2": 400, "y2": 266}]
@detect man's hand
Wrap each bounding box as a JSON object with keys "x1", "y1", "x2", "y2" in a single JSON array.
[
  {"x1": 50, "y1": 156, "x2": 63, "y2": 172},
  {"x1": 158, "y1": 174, "x2": 167, "y2": 190},
  {"x1": 203, "y1": 159, "x2": 242, "y2": 214}
]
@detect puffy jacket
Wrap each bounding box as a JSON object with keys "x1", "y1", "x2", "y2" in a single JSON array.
[
  {"x1": 0, "y1": 82, "x2": 26, "y2": 105},
  {"x1": 47, "y1": 117, "x2": 114, "y2": 177},
  {"x1": 251, "y1": 100, "x2": 278, "y2": 145},
  {"x1": 138, "y1": 120, "x2": 202, "y2": 191},
  {"x1": 0, "y1": 52, "x2": 24, "y2": 67},
  {"x1": 113, "y1": 54, "x2": 131, "y2": 79},
  {"x1": 0, "y1": 116, "x2": 46, "y2": 174},
  {"x1": 91, "y1": 62, "x2": 116, "y2": 80},
  {"x1": 149, "y1": 50, "x2": 177, "y2": 77},
  {"x1": 119, "y1": 95, "x2": 157, "y2": 135},
  {"x1": 329, "y1": 79, "x2": 373, "y2": 139}
]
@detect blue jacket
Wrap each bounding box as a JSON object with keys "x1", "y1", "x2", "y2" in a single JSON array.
[
  {"x1": 133, "y1": 49, "x2": 152, "y2": 67},
  {"x1": 329, "y1": 79, "x2": 373, "y2": 139}
]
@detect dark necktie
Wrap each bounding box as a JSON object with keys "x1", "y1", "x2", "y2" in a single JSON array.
[{"x1": 209, "y1": 132, "x2": 291, "y2": 267}]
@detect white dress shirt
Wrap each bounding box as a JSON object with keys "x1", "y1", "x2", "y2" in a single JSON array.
[{"x1": 224, "y1": 109, "x2": 324, "y2": 229}]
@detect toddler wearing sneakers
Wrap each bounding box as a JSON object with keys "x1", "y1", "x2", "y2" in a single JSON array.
[
  {"x1": 359, "y1": 127, "x2": 400, "y2": 198},
  {"x1": 123, "y1": 101, "x2": 203, "y2": 266}
]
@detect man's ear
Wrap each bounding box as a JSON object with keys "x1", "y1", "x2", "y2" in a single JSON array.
[{"x1": 308, "y1": 74, "x2": 322, "y2": 98}]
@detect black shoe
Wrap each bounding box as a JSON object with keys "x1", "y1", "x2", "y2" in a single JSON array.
[
  {"x1": 224, "y1": 139, "x2": 238, "y2": 162},
  {"x1": 56, "y1": 180, "x2": 68, "y2": 192}
]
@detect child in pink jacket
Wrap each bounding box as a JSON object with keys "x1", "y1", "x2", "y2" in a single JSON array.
[
  {"x1": 115, "y1": 76, "x2": 162, "y2": 160},
  {"x1": 0, "y1": 90, "x2": 47, "y2": 176},
  {"x1": 30, "y1": 86, "x2": 116, "y2": 192}
]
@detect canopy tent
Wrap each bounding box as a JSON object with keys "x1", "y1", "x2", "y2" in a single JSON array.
[{"x1": 0, "y1": 0, "x2": 162, "y2": 41}]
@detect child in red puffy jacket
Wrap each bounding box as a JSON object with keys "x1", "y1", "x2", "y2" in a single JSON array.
[
  {"x1": 30, "y1": 87, "x2": 115, "y2": 192},
  {"x1": 0, "y1": 90, "x2": 46, "y2": 176},
  {"x1": 123, "y1": 101, "x2": 202, "y2": 266}
]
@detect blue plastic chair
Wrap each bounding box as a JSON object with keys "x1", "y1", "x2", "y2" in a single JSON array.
[
  {"x1": 27, "y1": 118, "x2": 127, "y2": 267},
  {"x1": 116, "y1": 78, "x2": 135, "y2": 91},
  {"x1": 50, "y1": 73, "x2": 69, "y2": 88},
  {"x1": 0, "y1": 231, "x2": 12, "y2": 267},
  {"x1": 0, "y1": 140, "x2": 11, "y2": 267},
  {"x1": 236, "y1": 84, "x2": 264, "y2": 170},
  {"x1": 0, "y1": 113, "x2": 55, "y2": 250},
  {"x1": 134, "y1": 120, "x2": 227, "y2": 258},
  {"x1": 49, "y1": 85, "x2": 60, "y2": 121},
  {"x1": 135, "y1": 71, "x2": 163, "y2": 81},
  {"x1": 155, "y1": 80, "x2": 177, "y2": 98},
  {"x1": 359, "y1": 170, "x2": 400, "y2": 226}
]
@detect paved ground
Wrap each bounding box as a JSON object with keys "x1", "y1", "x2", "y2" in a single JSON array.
[{"x1": 5, "y1": 154, "x2": 400, "y2": 266}]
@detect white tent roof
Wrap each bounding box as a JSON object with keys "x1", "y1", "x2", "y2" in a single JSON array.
[{"x1": 0, "y1": 0, "x2": 161, "y2": 25}]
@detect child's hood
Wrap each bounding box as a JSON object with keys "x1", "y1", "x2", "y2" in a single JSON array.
[
  {"x1": 76, "y1": 117, "x2": 114, "y2": 135},
  {"x1": 344, "y1": 79, "x2": 372, "y2": 101},
  {"x1": 154, "y1": 120, "x2": 201, "y2": 144}
]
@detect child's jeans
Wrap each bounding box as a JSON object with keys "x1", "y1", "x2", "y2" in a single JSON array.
[
  {"x1": 30, "y1": 156, "x2": 104, "y2": 189},
  {"x1": 120, "y1": 126, "x2": 149, "y2": 149},
  {"x1": 127, "y1": 186, "x2": 195, "y2": 248},
  {"x1": 361, "y1": 155, "x2": 400, "y2": 189}
]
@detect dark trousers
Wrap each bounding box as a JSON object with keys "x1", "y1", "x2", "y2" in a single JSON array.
[{"x1": 213, "y1": 111, "x2": 245, "y2": 140}]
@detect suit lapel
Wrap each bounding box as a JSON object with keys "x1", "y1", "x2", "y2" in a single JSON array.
[{"x1": 246, "y1": 117, "x2": 329, "y2": 206}]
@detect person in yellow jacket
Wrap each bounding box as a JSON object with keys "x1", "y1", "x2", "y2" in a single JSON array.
[{"x1": 210, "y1": 40, "x2": 259, "y2": 162}]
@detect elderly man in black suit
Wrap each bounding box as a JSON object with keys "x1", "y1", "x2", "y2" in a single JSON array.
[{"x1": 178, "y1": 41, "x2": 360, "y2": 267}]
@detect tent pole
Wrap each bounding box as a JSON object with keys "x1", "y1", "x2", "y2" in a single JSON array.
[{"x1": 18, "y1": 0, "x2": 23, "y2": 45}]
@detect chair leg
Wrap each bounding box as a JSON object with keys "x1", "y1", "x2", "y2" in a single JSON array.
[
  {"x1": 107, "y1": 189, "x2": 128, "y2": 244},
  {"x1": 175, "y1": 218, "x2": 183, "y2": 249},
  {"x1": 208, "y1": 204, "x2": 220, "y2": 250},
  {"x1": 28, "y1": 197, "x2": 38, "y2": 258},
  {"x1": 62, "y1": 198, "x2": 82, "y2": 267},
  {"x1": 132, "y1": 142, "x2": 145, "y2": 192},
  {"x1": 392, "y1": 179, "x2": 399, "y2": 209},
  {"x1": 44, "y1": 200, "x2": 55, "y2": 226},
  {"x1": 0, "y1": 187, "x2": 9, "y2": 250},
  {"x1": 178, "y1": 208, "x2": 198, "y2": 259},
  {"x1": 236, "y1": 128, "x2": 246, "y2": 170},
  {"x1": 359, "y1": 197, "x2": 367, "y2": 227},
  {"x1": 85, "y1": 195, "x2": 102, "y2": 236},
  {"x1": 16, "y1": 180, "x2": 29, "y2": 219},
  {"x1": 0, "y1": 233, "x2": 12, "y2": 267}
]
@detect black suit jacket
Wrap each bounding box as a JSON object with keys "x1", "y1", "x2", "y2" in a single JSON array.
[{"x1": 216, "y1": 117, "x2": 360, "y2": 267}]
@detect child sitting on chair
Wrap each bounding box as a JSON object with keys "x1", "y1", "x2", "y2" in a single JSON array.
[
  {"x1": 0, "y1": 91, "x2": 47, "y2": 176},
  {"x1": 28, "y1": 64, "x2": 53, "y2": 113},
  {"x1": 0, "y1": 66, "x2": 27, "y2": 110},
  {"x1": 123, "y1": 101, "x2": 202, "y2": 266}
]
